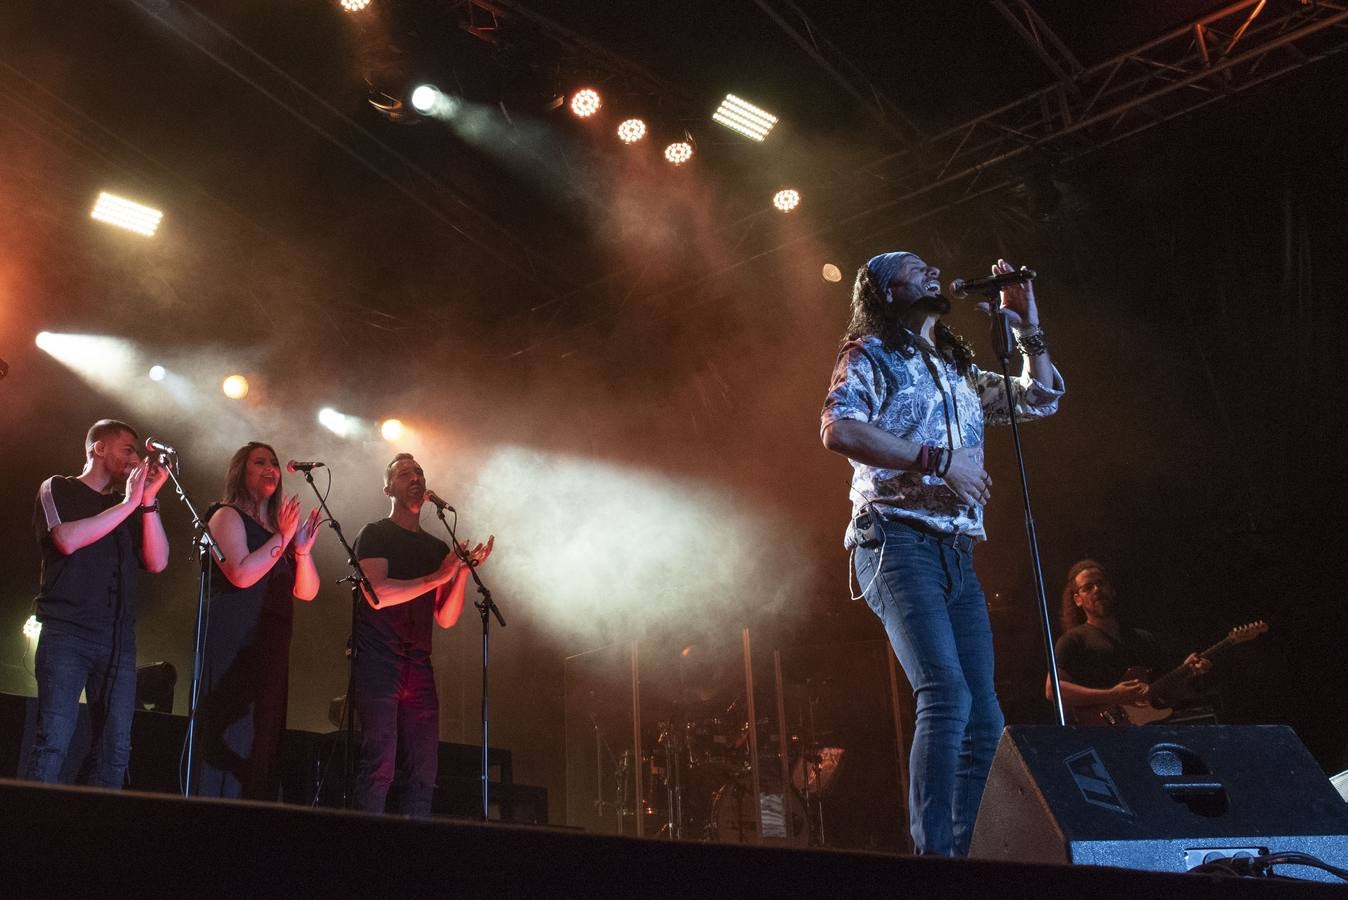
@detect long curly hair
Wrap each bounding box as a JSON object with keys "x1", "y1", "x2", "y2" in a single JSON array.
[
  {"x1": 1059, "y1": 558, "x2": 1106, "y2": 634},
  {"x1": 841, "y1": 264, "x2": 974, "y2": 375},
  {"x1": 220, "y1": 441, "x2": 283, "y2": 529}
]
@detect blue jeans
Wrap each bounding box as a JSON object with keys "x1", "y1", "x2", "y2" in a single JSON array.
[
  {"x1": 353, "y1": 649, "x2": 439, "y2": 817},
  {"x1": 854, "y1": 518, "x2": 1004, "y2": 856},
  {"x1": 26, "y1": 626, "x2": 138, "y2": 788}
]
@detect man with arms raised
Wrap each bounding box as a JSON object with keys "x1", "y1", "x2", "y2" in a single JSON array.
[
  {"x1": 27, "y1": 418, "x2": 169, "y2": 786},
  {"x1": 352, "y1": 453, "x2": 492, "y2": 816}
]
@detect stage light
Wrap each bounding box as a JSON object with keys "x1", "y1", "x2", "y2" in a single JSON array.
[
  {"x1": 90, "y1": 191, "x2": 163, "y2": 237},
  {"x1": 617, "y1": 118, "x2": 647, "y2": 143},
  {"x1": 570, "y1": 89, "x2": 601, "y2": 119},
  {"x1": 664, "y1": 141, "x2": 694, "y2": 166},
  {"x1": 772, "y1": 189, "x2": 801, "y2": 212},
  {"x1": 221, "y1": 375, "x2": 249, "y2": 400},
  {"x1": 148, "y1": 365, "x2": 166, "y2": 381},
  {"x1": 822, "y1": 264, "x2": 843, "y2": 283},
  {"x1": 318, "y1": 407, "x2": 354, "y2": 437},
  {"x1": 380, "y1": 418, "x2": 404, "y2": 441},
  {"x1": 411, "y1": 85, "x2": 441, "y2": 114},
  {"x1": 23, "y1": 615, "x2": 41, "y2": 640},
  {"x1": 340, "y1": 0, "x2": 371, "y2": 12},
  {"x1": 712, "y1": 94, "x2": 778, "y2": 142}
]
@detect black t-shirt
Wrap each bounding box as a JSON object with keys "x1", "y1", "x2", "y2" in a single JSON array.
[
  {"x1": 33, "y1": 475, "x2": 143, "y2": 643},
  {"x1": 353, "y1": 518, "x2": 449, "y2": 660},
  {"x1": 1054, "y1": 623, "x2": 1169, "y2": 689}
]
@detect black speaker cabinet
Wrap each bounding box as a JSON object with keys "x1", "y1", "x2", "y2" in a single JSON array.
[{"x1": 969, "y1": 724, "x2": 1348, "y2": 882}]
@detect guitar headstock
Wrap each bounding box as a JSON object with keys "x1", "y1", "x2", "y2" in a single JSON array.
[{"x1": 1228, "y1": 620, "x2": 1269, "y2": 644}]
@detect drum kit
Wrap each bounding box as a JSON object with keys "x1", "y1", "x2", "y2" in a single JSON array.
[{"x1": 611, "y1": 700, "x2": 845, "y2": 846}]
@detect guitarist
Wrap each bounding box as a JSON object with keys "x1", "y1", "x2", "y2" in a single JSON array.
[{"x1": 1047, "y1": 560, "x2": 1210, "y2": 722}]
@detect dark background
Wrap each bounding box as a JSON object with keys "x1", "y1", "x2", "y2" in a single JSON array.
[{"x1": 1, "y1": 0, "x2": 1345, "y2": 831}]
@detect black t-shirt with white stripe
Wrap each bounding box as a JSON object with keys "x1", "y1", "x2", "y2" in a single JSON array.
[{"x1": 33, "y1": 475, "x2": 142, "y2": 643}]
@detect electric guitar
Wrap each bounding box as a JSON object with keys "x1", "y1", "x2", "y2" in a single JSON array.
[{"x1": 1069, "y1": 620, "x2": 1268, "y2": 726}]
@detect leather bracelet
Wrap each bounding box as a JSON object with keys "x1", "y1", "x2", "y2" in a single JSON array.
[{"x1": 140, "y1": 500, "x2": 160, "y2": 513}]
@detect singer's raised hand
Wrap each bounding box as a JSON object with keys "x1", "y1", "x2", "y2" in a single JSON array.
[
  {"x1": 276, "y1": 494, "x2": 301, "y2": 545},
  {"x1": 143, "y1": 459, "x2": 170, "y2": 502},
  {"x1": 123, "y1": 464, "x2": 148, "y2": 508},
  {"x1": 293, "y1": 507, "x2": 322, "y2": 554},
  {"x1": 994, "y1": 258, "x2": 1039, "y2": 329},
  {"x1": 462, "y1": 534, "x2": 495, "y2": 568}
]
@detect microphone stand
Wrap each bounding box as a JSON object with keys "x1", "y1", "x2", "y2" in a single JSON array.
[
  {"x1": 430, "y1": 503, "x2": 505, "y2": 821},
  {"x1": 154, "y1": 451, "x2": 225, "y2": 797},
  {"x1": 294, "y1": 468, "x2": 379, "y2": 808},
  {"x1": 980, "y1": 294, "x2": 1067, "y2": 726}
]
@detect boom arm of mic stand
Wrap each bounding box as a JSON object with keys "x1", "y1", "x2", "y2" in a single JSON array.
[
  {"x1": 298, "y1": 470, "x2": 379, "y2": 607},
  {"x1": 435, "y1": 508, "x2": 505, "y2": 627},
  {"x1": 159, "y1": 458, "x2": 225, "y2": 563}
]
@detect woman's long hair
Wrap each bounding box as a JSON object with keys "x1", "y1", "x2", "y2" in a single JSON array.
[
  {"x1": 841, "y1": 264, "x2": 975, "y2": 376},
  {"x1": 220, "y1": 441, "x2": 283, "y2": 529}
]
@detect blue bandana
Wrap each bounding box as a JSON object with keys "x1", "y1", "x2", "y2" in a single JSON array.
[{"x1": 865, "y1": 251, "x2": 917, "y2": 302}]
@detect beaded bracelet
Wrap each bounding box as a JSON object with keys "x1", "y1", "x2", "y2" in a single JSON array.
[{"x1": 1015, "y1": 326, "x2": 1047, "y2": 357}]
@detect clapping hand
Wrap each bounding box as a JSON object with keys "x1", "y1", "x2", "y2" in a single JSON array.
[
  {"x1": 293, "y1": 507, "x2": 322, "y2": 554},
  {"x1": 461, "y1": 535, "x2": 495, "y2": 568}
]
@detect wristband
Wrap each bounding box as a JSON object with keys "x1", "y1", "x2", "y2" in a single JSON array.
[{"x1": 140, "y1": 500, "x2": 160, "y2": 513}]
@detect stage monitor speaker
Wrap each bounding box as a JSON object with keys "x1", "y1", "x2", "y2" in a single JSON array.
[{"x1": 969, "y1": 724, "x2": 1348, "y2": 883}]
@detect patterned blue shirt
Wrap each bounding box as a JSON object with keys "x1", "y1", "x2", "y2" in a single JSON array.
[{"x1": 821, "y1": 334, "x2": 1064, "y2": 546}]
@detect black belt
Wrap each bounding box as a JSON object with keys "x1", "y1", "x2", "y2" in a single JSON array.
[{"x1": 885, "y1": 516, "x2": 975, "y2": 552}]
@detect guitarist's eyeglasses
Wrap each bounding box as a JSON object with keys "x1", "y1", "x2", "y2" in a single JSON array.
[{"x1": 1073, "y1": 581, "x2": 1106, "y2": 595}]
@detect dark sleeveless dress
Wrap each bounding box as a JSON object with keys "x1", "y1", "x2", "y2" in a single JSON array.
[{"x1": 196, "y1": 503, "x2": 296, "y2": 800}]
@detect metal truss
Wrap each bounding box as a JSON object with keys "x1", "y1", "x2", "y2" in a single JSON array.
[
  {"x1": 860, "y1": 0, "x2": 1348, "y2": 210},
  {"x1": 510, "y1": 1, "x2": 1348, "y2": 360}
]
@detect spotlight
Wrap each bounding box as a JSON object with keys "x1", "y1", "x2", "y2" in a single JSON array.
[
  {"x1": 617, "y1": 118, "x2": 647, "y2": 143},
  {"x1": 569, "y1": 88, "x2": 601, "y2": 119},
  {"x1": 712, "y1": 94, "x2": 778, "y2": 142},
  {"x1": 340, "y1": 0, "x2": 372, "y2": 11},
  {"x1": 222, "y1": 374, "x2": 250, "y2": 400},
  {"x1": 35, "y1": 332, "x2": 139, "y2": 385},
  {"x1": 821, "y1": 264, "x2": 843, "y2": 283},
  {"x1": 664, "y1": 141, "x2": 694, "y2": 166},
  {"x1": 90, "y1": 191, "x2": 163, "y2": 237},
  {"x1": 23, "y1": 615, "x2": 41, "y2": 640},
  {"x1": 410, "y1": 84, "x2": 446, "y2": 115},
  {"x1": 772, "y1": 189, "x2": 801, "y2": 212},
  {"x1": 380, "y1": 418, "x2": 404, "y2": 441},
  {"x1": 148, "y1": 365, "x2": 166, "y2": 381},
  {"x1": 318, "y1": 407, "x2": 353, "y2": 437}
]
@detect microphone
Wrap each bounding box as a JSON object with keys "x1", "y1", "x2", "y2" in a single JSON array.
[
  {"x1": 285, "y1": 460, "x2": 326, "y2": 473},
  {"x1": 145, "y1": 437, "x2": 177, "y2": 456},
  {"x1": 424, "y1": 490, "x2": 455, "y2": 513},
  {"x1": 948, "y1": 267, "x2": 1037, "y2": 299}
]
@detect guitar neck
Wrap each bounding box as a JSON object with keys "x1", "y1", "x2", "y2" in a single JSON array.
[{"x1": 1148, "y1": 635, "x2": 1233, "y2": 696}]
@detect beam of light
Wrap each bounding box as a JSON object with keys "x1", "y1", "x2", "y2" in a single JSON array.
[
  {"x1": 772, "y1": 189, "x2": 801, "y2": 212},
  {"x1": 35, "y1": 331, "x2": 141, "y2": 387},
  {"x1": 460, "y1": 447, "x2": 814, "y2": 646},
  {"x1": 340, "y1": 0, "x2": 372, "y2": 12},
  {"x1": 148, "y1": 365, "x2": 167, "y2": 381},
  {"x1": 23, "y1": 615, "x2": 41, "y2": 640},
  {"x1": 617, "y1": 118, "x2": 647, "y2": 143},
  {"x1": 712, "y1": 94, "x2": 778, "y2": 142},
  {"x1": 664, "y1": 141, "x2": 694, "y2": 166},
  {"x1": 821, "y1": 263, "x2": 843, "y2": 283},
  {"x1": 380, "y1": 418, "x2": 404, "y2": 441},
  {"x1": 569, "y1": 88, "x2": 601, "y2": 119},
  {"x1": 409, "y1": 84, "x2": 460, "y2": 120},
  {"x1": 318, "y1": 407, "x2": 357, "y2": 437},
  {"x1": 222, "y1": 374, "x2": 250, "y2": 400},
  {"x1": 90, "y1": 191, "x2": 163, "y2": 237}
]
